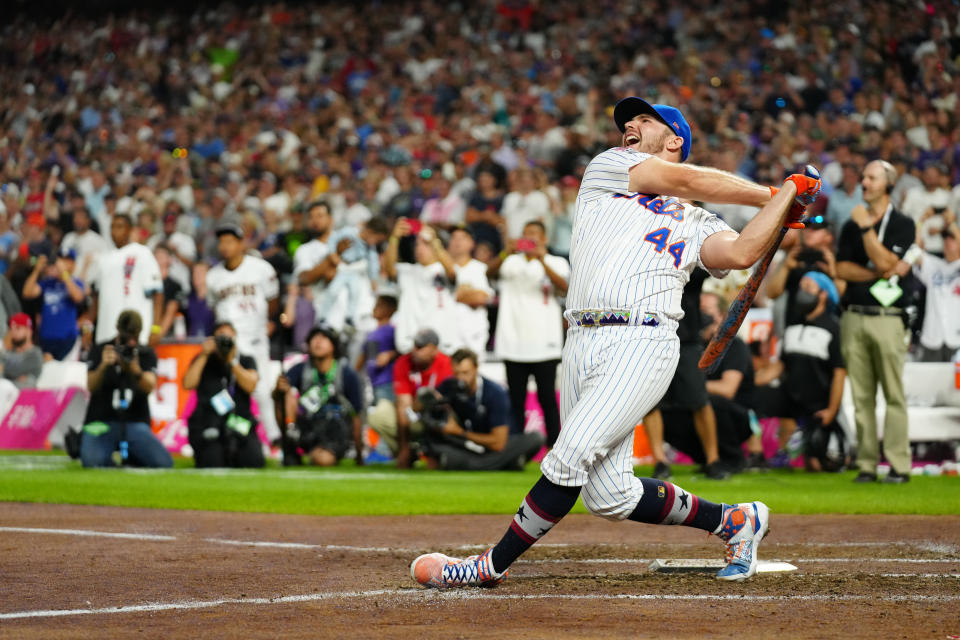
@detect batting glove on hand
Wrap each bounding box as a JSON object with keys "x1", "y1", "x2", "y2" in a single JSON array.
[
  {"x1": 785, "y1": 201, "x2": 807, "y2": 230},
  {"x1": 783, "y1": 165, "x2": 822, "y2": 207}
]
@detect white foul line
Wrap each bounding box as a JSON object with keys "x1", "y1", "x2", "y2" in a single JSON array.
[
  {"x1": 0, "y1": 527, "x2": 176, "y2": 542},
  {"x1": 203, "y1": 538, "x2": 400, "y2": 553},
  {"x1": 3, "y1": 589, "x2": 960, "y2": 620}
]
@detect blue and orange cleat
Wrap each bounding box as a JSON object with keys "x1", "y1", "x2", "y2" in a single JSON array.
[
  {"x1": 716, "y1": 501, "x2": 770, "y2": 581},
  {"x1": 410, "y1": 547, "x2": 507, "y2": 589}
]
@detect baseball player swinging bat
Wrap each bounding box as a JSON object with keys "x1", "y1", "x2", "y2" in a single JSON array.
[{"x1": 698, "y1": 165, "x2": 821, "y2": 372}]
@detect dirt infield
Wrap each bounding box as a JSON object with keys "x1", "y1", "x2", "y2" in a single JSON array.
[{"x1": 1, "y1": 503, "x2": 958, "y2": 639}]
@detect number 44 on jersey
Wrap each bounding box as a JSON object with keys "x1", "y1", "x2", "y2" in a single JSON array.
[{"x1": 644, "y1": 228, "x2": 685, "y2": 268}]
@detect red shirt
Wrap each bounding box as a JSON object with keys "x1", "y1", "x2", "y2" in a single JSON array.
[{"x1": 393, "y1": 352, "x2": 453, "y2": 397}]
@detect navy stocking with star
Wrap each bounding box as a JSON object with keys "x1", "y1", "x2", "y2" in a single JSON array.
[
  {"x1": 627, "y1": 478, "x2": 722, "y2": 533},
  {"x1": 490, "y1": 475, "x2": 581, "y2": 574}
]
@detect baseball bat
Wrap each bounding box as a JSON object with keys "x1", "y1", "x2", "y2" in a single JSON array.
[{"x1": 698, "y1": 225, "x2": 788, "y2": 373}]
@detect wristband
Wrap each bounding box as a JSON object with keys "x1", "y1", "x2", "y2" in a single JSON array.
[
  {"x1": 498, "y1": 250, "x2": 508, "y2": 260},
  {"x1": 388, "y1": 236, "x2": 400, "y2": 245},
  {"x1": 151, "y1": 324, "x2": 162, "y2": 335},
  {"x1": 61, "y1": 271, "x2": 71, "y2": 282},
  {"x1": 859, "y1": 225, "x2": 873, "y2": 234},
  {"x1": 769, "y1": 186, "x2": 779, "y2": 199}
]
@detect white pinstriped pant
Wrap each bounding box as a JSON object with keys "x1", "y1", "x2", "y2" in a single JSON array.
[{"x1": 540, "y1": 322, "x2": 680, "y2": 520}]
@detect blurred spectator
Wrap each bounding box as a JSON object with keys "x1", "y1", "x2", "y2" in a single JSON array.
[
  {"x1": 0, "y1": 313, "x2": 43, "y2": 389},
  {"x1": 153, "y1": 245, "x2": 186, "y2": 339},
  {"x1": 148, "y1": 208, "x2": 196, "y2": 293},
  {"x1": 910, "y1": 209, "x2": 960, "y2": 361},
  {"x1": 80, "y1": 310, "x2": 172, "y2": 468},
  {"x1": 448, "y1": 227, "x2": 493, "y2": 359},
  {"x1": 700, "y1": 292, "x2": 764, "y2": 472},
  {"x1": 902, "y1": 163, "x2": 952, "y2": 256},
  {"x1": 491, "y1": 221, "x2": 568, "y2": 445},
  {"x1": 767, "y1": 217, "x2": 845, "y2": 325},
  {"x1": 0, "y1": 274, "x2": 22, "y2": 342},
  {"x1": 89, "y1": 214, "x2": 163, "y2": 347},
  {"x1": 382, "y1": 166, "x2": 425, "y2": 223},
  {"x1": 206, "y1": 221, "x2": 281, "y2": 442},
  {"x1": 837, "y1": 159, "x2": 915, "y2": 484},
  {"x1": 761, "y1": 273, "x2": 847, "y2": 471},
  {"x1": 383, "y1": 219, "x2": 458, "y2": 354},
  {"x1": 182, "y1": 322, "x2": 264, "y2": 468},
  {"x1": 22, "y1": 249, "x2": 84, "y2": 360},
  {"x1": 185, "y1": 262, "x2": 215, "y2": 339},
  {"x1": 422, "y1": 348, "x2": 545, "y2": 471},
  {"x1": 0, "y1": 209, "x2": 21, "y2": 275},
  {"x1": 275, "y1": 324, "x2": 364, "y2": 466},
  {"x1": 319, "y1": 217, "x2": 389, "y2": 328},
  {"x1": 549, "y1": 176, "x2": 578, "y2": 260},
  {"x1": 293, "y1": 201, "x2": 337, "y2": 327},
  {"x1": 824, "y1": 163, "x2": 864, "y2": 230},
  {"x1": 465, "y1": 169, "x2": 506, "y2": 254},
  {"x1": 61, "y1": 206, "x2": 109, "y2": 283},
  {"x1": 502, "y1": 168, "x2": 551, "y2": 241},
  {"x1": 420, "y1": 174, "x2": 467, "y2": 232},
  {"x1": 355, "y1": 293, "x2": 399, "y2": 404},
  {"x1": 367, "y1": 327, "x2": 452, "y2": 468}
]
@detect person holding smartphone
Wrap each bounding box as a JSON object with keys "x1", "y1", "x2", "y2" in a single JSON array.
[{"x1": 491, "y1": 220, "x2": 569, "y2": 446}]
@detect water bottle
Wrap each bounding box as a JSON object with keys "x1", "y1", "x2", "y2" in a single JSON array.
[{"x1": 173, "y1": 314, "x2": 186, "y2": 340}]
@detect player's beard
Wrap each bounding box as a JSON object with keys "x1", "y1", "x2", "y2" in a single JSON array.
[{"x1": 637, "y1": 129, "x2": 672, "y2": 156}]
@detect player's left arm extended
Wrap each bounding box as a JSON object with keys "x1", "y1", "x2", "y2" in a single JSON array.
[
  {"x1": 629, "y1": 156, "x2": 772, "y2": 207},
  {"x1": 700, "y1": 182, "x2": 798, "y2": 271}
]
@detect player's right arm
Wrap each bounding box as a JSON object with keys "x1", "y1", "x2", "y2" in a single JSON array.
[
  {"x1": 700, "y1": 182, "x2": 799, "y2": 270},
  {"x1": 629, "y1": 156, "x2": 772, "y2": 207}
]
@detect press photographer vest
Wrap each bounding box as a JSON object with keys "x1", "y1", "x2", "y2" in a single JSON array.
[{"x1": 298, "y1": 358, "x2": 355, "y2": 416}]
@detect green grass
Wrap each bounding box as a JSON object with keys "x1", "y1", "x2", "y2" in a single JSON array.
[{"x1": 1, "y1": 451, "x2": 957, "y2": 516}]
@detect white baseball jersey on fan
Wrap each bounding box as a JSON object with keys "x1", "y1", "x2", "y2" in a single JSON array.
[
  {"x1": 494, "y1": 252, "x2": 569, "y2": 362},
  {"x1": 454, "y1": 258, "x2": 495, "y2": 359},
  {"x1": 91, "y1": 242, "x2": 163, "y2": 344},
  {"x1": 541, "y1": 147, "x2": 733, "y2": 519},
  {"x1": 206, "y1": 254, "x2": 281, "y2": 441},
  {"x1": 394, "y1": 261, "x2": 458, "y2": 354}
]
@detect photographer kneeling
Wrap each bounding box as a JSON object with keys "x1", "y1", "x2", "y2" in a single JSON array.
[
  {"x1": 275, "y1": 324, "x2": 364, "y2": 466},
  {"x1": 182, "y1": 322, "x2": 265, "y2": 468},
  {"x1": 421, "y1": 348, "x2": 544, "y2": 471},
  {"x1": 80, "y1": 310, "x2": 173, "y2": 468}
]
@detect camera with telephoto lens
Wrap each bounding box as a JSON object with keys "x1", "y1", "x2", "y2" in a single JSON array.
[
  {"x1": 297, "y1": 403, "x2": 349, "y2": 455},
  {"x1": 115, "y1": 343, "x2": 137, "y2": 363},
  {"x1": 417, "y1": 388, "x2": 453, "y2": 436},
  {"x1": 214, "y1": 334, "x2": 235, "y2": 359}
]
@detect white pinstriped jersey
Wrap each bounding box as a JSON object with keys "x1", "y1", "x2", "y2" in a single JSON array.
[{"x1": 567, "y1": 148, "x2": 733, "y2": 320}]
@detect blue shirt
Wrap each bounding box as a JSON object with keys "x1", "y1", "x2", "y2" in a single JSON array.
[
  {"x1": 38, "y1": 276, "x2": 83, "y2": 340},
  {"x1": 328, "y1": 227, "x2": 380, "y2": 282}
]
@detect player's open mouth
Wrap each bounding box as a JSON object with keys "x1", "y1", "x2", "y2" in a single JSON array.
[{"x1": 624, "y1": 134, "x2": 640, "y2": 146}]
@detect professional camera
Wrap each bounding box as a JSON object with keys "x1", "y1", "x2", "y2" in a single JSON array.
[
  {"x1": 214, "y1": 334, "x2": 235, "y2": 359},
  {"x1": 115, "y1": 343, "x2": 137, "y2": 363},
  {"x1": 417, "y1": 388, "x2": 454, "y2": 436},
  {"x1": 297, "y1": 403, "x2": 350, "y2": 456}
]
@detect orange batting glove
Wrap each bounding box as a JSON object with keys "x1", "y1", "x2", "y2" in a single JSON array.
[
  {"x1": 783, "y1": 165, "x2": 822, "y2": 206},
  {"x1": 768, "y1": 186, "x2": 810, "y2": 229}
]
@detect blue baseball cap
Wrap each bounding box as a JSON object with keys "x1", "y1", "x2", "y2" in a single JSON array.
[
  {"x1": 802, "y1": 271, "x2": 839, "y2": 309},
  {"x1": 613, "y1": 97, "x2": 692, "y2": 162}
]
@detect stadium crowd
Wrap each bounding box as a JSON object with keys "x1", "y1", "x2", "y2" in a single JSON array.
[{"x1": 1, "y1": 0, "x2": 959, "y2": 475}]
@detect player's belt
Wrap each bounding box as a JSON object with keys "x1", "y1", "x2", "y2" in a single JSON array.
[
  {"x1": 565, "y1": 309, "x2": 660, "y2": 328},
  {"x1": 844, "y1": 304, "x2": 903, "y2": 317}
]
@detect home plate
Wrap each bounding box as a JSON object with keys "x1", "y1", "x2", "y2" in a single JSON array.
[{"x1": 649, "y1": 559, "x2": 798, "y2": 574}]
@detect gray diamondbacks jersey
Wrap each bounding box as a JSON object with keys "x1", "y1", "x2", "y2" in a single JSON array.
[{"x1": 566, "y1": 148, "x2": 733, "y2": 320}]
